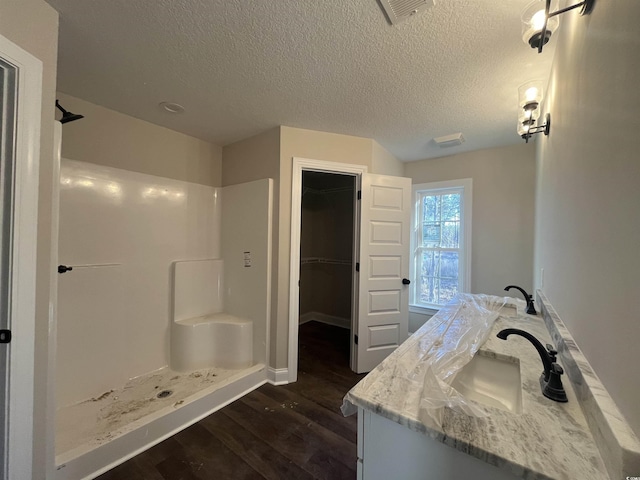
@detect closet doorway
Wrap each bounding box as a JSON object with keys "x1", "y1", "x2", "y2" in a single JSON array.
[
  {"x1": 289, "y1": 158, "x2": 411, "y2": 382},
  {"x1": 299, "y1": 170, "x2": 357, "y2": 370},
  {"x1": 288, "y1": 159, "x2": 366, "y2": 382}
]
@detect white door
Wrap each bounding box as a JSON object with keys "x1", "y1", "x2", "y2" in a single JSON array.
[{"x1": 355, "y1": 173, "x2": 411, "y2": 373}]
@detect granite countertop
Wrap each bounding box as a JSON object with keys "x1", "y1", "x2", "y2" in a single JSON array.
[{"x1": 343, "y1": 294, "x2": 611, "y2": 480}]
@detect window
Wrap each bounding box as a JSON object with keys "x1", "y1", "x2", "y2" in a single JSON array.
[{"x1": 410, "y1": 179, "x2": 472, "y2": 310}]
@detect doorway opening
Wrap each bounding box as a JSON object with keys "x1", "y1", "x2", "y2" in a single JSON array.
[
  {"x1": 288, "y1": 158, "x2": 367, "y2": 382},
  {"x1": 299, "y1": 171, "x2": 357, "y2": 373}
]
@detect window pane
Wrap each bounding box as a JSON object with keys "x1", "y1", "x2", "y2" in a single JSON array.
[
  {"x1": 441, "y1": 193, "x2": 460, "y2": 221},
  {"x1": 419, "y1": 250, "x2": 441, "y2": 304},
  {"x1": 420, "y1": 193, "x2": 461, "y2": 248},
  {"x1": 422, "y1": 223, "x2": 440, "y2": 246},
  {"x1": 439, "y1": 251, "x2": 459, "y2": 303},
  {"x1": 441, "y1": 220, "x2": 459, "y2": 248},
  {"x1": 418, "y1": 250, "x2": 459, "y2": 306},
  {"x1": 414, "y1": 185, "x2": 466, "y2": 307},
  {"x1": 422, "y1": 195, "x2": 439, "y2": 223}
]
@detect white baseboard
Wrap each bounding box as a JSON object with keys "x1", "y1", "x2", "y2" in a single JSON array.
[
  {"x1": 267, "y1": 367, "x2": 289, "y2": 386},
  {"x1": 299, "y1": 311, "x2": 350, "y2": 329},
  {"x1": 299, "y1": 311, "x2": 315, "y2": 325}
]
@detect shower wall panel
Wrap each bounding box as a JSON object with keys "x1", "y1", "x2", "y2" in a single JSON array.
[
  {"x1": 221, "y1": 179, "x2": 273, "y2": 366},
  {"x1": 57, "y1": 159, "x2": 220, "y2": 407}
]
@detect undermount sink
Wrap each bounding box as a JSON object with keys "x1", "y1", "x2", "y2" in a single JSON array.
[{"x1": 451, "y1": 353, "x2": 523, "y2": 414}]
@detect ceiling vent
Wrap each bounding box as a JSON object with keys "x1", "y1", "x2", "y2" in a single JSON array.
[
  {"x1": 433, "y1": 132, "x2": 465, "y2": 148},
  {"x1": 379, "y1": 0, "x2": 435, "y2": 25}
]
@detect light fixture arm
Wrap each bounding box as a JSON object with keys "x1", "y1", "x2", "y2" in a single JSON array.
[
  {"x1": 536, "y1": 0, "x2": 595, "y2": 53},
  {"x1": 522, "y1": 113, "x2": 551, "y2": 143}
]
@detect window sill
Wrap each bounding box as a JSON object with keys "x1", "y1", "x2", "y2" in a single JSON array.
[{"x1": 409, "y1": 305, "x2": 440, "y2": 316}]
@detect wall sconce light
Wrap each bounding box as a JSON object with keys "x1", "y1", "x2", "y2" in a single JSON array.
[
  {"x1": 517, "y1": 80, "x2": 550, "y2": 143},
  {"x1": 521, "y1": 0, "x2": 595, "y2": 53}
]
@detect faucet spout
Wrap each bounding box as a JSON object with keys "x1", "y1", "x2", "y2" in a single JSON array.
[
  {"x1": 496, "y1": 328, "x2": 552, "y2": 380},
  {"x1": 504, "y1": 285, "x2": 537, "y2": 315}
]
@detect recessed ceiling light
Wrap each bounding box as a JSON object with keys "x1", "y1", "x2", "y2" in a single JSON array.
[{"x1": 159, "y1": 102, "x2": 185, "y2": 114}]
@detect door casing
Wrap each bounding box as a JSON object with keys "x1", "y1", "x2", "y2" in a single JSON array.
[
  {"x1": 0, "y1": 32, "x2": 43, "y2": 480},
  {"x1": 288, "y1": 158, "x2": 367, "y2": 382}
]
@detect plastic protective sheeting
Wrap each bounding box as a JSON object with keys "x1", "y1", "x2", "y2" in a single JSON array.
[{"x1": 342, "y1": 294, "x2": 510, "y2": 425}]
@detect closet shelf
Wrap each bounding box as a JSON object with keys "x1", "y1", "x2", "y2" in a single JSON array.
[{"x1": 301, "y1": 257, "x2": 352, "y2": 266}]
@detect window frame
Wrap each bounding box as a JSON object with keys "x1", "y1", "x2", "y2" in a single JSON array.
[{"x1": 410, "y1": 178, "x2": 472, "y2": 311}]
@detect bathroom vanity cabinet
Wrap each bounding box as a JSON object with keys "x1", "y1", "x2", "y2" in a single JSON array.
[
  {"x1": 342, "y1": 294, "x2": 624, "y2": 480},
  {"x1": 357, "y1": 407, "x2": 518, "y2": 480}
]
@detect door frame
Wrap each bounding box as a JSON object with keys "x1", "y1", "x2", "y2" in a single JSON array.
[
  {"x1": 0, "y1": 33, "x2": 43, "y2": 480},
  {"x1": 288, "y1": 158, "x2": 367, "y2": 382}
]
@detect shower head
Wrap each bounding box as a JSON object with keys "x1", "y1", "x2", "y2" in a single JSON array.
[{"x1": 55, "y1": 100, "x2": 84, "y2": 124}]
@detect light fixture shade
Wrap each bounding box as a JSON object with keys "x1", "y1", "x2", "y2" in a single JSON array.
[
  {"x1": 517, "y1": 109, "x2": 538, "y2": 135},
  {"x1": 518, "y1": 80, "x2": 544, "y2": 112},
  {"x1": 519, "y1": 105, "x2": 541, "y2": 122},
  {"x1": 517, "y1": 120, "x2": 531, "y2": 137},
  {"x1": 517, "y1": 108, "x2": 539, "y2": 137},
  {"x1": 521, "y1": 0, "x2": 560, "y2": 49},
  {"x1": 519, "y1": 108, "x2": 538, "y2": 123}
]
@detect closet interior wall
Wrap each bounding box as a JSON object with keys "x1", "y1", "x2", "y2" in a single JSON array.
[{"x1": 299, "y1": 172, "x2": 355, "y2": 326}]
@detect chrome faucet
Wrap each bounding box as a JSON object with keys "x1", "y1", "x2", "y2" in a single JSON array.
[
  {"x1": 504, "y1": 285, "x2": 537, "y2": 315},
  {"x1": 497, "y1": 328, "x2": 567, "y2": 403}
]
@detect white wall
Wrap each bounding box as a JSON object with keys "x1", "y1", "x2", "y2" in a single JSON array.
[
  {"x1": 221, "y1": 179, "x2": 273, "y2": 366},
  {"x1": 404, "y1": 143, "x2": 537, "y2": 297},
  {"x1": 57, "y1": 159, "x2": 220, "y2": 407},
  {"x1": 534, "y1": 2, "x2": 640, "y2": 435}
]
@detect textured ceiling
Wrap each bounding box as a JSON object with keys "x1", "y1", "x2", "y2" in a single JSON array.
[{"x1": 47, "y1": 0, "x2": 556, "y2": 161}]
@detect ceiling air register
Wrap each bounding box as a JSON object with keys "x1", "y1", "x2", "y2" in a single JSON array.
[{"x1": 379, "y1": 0, "x2": 435, "y2": 25}]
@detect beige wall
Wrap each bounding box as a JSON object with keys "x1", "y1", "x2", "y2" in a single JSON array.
[
  {"x1": 276, "y1": 126, "x2": 373, "y2": 367},
  {"x1": 372, "y1": 140, "x2": 404, "y2": 177},
  {"x1": 534, "y1": 2, "x2": 640, "y2": 435},
  {"x1": 224, "y1": 125, "x2": 404, "y2": 370},
  {"x1": 222, "y1": 127, "x2": 281, "y2": 186},
  {"x1": 57, "y1": 93, "x2": 222, "y2": 186},
  {"x1": 0, "y1": 0, "x2": 59, "y2": 477},
  {"x1": 222, "y1": 127, "x2": 281, "y2": 368},
  {"x1": 404, "y1": 143, "x2": 537, "y2": 297}
]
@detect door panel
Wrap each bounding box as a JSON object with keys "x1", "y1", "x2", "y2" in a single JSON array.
[{"x1": 356, "y1": 173, "x2": 411, "y2": 373}]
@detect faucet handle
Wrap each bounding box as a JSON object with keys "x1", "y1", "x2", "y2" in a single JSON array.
[
  {"x1": 546, "y1": 344, "x2": 558, "y2": 363},
  {"x1": 542, "y1": 363, "x2": 568, "y2": 403}
]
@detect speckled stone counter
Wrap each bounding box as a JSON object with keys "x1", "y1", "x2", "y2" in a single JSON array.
[{"x1": 343, "y1": 293, "x2": 640, "y2": 479}]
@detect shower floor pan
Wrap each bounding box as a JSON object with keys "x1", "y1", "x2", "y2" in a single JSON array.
[{"x1": 55, "y1": 363, "x2": 267, "y2": 480}]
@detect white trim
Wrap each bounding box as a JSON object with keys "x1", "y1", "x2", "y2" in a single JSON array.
[
  {"x1": 45, "y1": 122, "x2": 62, "y2": 479},
  {"x1": 410, "y1": 178, "x2": 472, "y2": 309},
  {"x1": 267, "y1": 367, "x2": 289, "y2": 386},
  {"x1": 0, "y1": 33, "x2": 43, "y2": 480},
  {"x1": 299, "y1": 311, "x2": 351, "y2": 329},
  {"x1": 264, "y1": 179, "x2": 274, "y2": 380},
  {"x1": 288, "y1": 157, "x2": 367, "y2": 383}
]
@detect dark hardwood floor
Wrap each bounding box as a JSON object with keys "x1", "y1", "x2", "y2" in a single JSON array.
[{"x1": 98, "y1": 321, "x2": 365, "y2": 480}]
